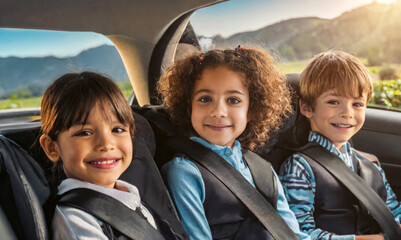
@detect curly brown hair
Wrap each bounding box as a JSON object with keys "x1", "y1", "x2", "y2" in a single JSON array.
[{"x1": 157, "y1": 47, "x2": 292, "y2": 150}]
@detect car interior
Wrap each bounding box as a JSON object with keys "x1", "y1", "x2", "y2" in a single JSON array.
[{"x1": 1, "y1": 0, "x2": 401, "y2": 239}]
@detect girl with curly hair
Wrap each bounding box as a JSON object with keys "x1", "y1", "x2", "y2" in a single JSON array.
[{"x1": 158, "y1": 46, "x2": 309, "y2": 240}]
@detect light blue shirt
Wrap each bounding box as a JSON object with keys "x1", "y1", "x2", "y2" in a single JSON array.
[
  {"x1": 162, "y1": 136, "x2": 310, "y2": 240},
  {"x1": 279, "y1": 131, "x2": 401, "y2": 240}
]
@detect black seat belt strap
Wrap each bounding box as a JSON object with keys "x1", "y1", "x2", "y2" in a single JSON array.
[
  {"x1": 243, "y1": 150, "x2": 278, "y2": 208},
  {"x1": 166, "y1": 136, "x2": 300, "y2": 240},
  {"x1": 58, "y1": 188, "x2": 165, "y2": 240},
  {"x1": 301, "y1": 145, "x2": 401, "y2": 240}
]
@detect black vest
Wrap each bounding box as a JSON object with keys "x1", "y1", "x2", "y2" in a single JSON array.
[
  {"x1": 119, "y1": 137, "x2": 188, "y2": 240},
  {"x1": 191, "y1": 153, "x2": 278, "y2": 240},
  {"x1": 301, "y1": 148, "x2": 387, "y2": 235}
]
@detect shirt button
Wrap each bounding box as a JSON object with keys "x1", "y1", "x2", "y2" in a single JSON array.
[{"x1": 225, "y1": 152, "x2": 230, "y2": 157}]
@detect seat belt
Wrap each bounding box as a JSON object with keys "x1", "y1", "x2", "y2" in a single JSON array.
[
  {"x1": 165, "y1": 136, "x2": 299, "y2": 240},
  {"x1": 58, "y1": 188, "x2": 165, "y2": 240},
  {"x1": 243, "y1": 150, "x2": 278, "y2": 208},
  {"x1": 141, "y1": 106, "x2": 300, "y2": 239},
  {"x1": 301, "y1": 144, "x2": 401, "y2": 240}
]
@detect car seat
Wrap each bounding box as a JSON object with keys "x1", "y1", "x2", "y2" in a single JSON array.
[
  {"x1": 258, "y1": 73, "x2": 311, "y2": 171},
  {"x1": 0, "y1": 111, "x2": 188, "y2": 240}
]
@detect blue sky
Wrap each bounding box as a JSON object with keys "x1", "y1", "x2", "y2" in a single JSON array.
[{"x1": 0, "y1": 0, "x2": 383, "y2": 58}]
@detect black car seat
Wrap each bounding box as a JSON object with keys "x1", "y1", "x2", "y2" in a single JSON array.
[
  {"x1": 0, "y1": 111, "x2": 188, "y2": 240},
  {"x1": 258, "y1": 73, "x2": 310, "y2": 171},
  {"x1": 0, "y1": 126, "x2": 50, "y2": 240}
]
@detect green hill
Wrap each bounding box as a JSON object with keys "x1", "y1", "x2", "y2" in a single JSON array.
[
  {"x1": 212, "y1": 2, "x2": 401, "y2": 62},
  {"x1": 213, "y1": 17, "x2": 328, "y2": 49},
  {"x1": 279, "y1": 2, "x2": 401, "y2": 61}
]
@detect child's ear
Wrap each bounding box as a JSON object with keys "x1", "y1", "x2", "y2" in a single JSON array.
[
  {"x1": 299, "y1": 99, "x2": 313, "y2": 119},
  {"x1": 39, "y1": 134, "x2": 60, "y2": 162}
]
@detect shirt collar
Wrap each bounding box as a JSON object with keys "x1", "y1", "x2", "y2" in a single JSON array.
[
  {"x1": 308, "y1": 131, "x2": 354, "y2": 169},
  {"x1": 58, "y1": 178, "x2": 141, "y2": 210},
  {"x1": 190, "y1": 136, "x2": 241, "y2": 156},
  {"x1": 190, "y1": 136, "x2": 243, "y2": 163}
]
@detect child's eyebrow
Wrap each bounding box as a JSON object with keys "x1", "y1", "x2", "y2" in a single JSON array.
[
  {"x1": 193, "y1": 89, "x2": 212, "y2": 95},
  {"x1": 323, "y1": 93, "x2": 340, "y2": 98},
  {"x1": 72, "y1": 120, "x2": 125, "y2": 126},
  {"x1": 226, "y1": 90, "x2": 245, "y2": 95},
  {"x1": 193, "y1": 89, "x2": 245, "y2": 96},
  {"x1": 326, "y1": 91, "x2": 340, "y2": 96},
  {"x1": 71, "y1": 121, "x2": 86, "y2": 126}
]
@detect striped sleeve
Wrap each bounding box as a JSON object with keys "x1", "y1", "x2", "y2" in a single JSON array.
[
  {"x1": 373, "y1": 164, "x2": 401, "y2": 224},
  {"x1": 279, "y1": 154, "x2": 355, "y2": 240}
]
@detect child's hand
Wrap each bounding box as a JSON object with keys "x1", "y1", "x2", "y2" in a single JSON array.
[{"x1": 355, "y1": 234, "x2": 384, "y2": 240}]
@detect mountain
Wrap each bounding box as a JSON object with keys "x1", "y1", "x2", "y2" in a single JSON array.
[
  {"x1": 278, "y1": 2, "x2": 401, "y2": 61},
  {"x1": 211, "y1": 2, "x2": 401, "y2": 62},
  {"x1": 213, "y1": 17, "x2": 329, "y2": 49},
  {"x1": 0, "y1": 45, "x2": 128, "y2": 97}
]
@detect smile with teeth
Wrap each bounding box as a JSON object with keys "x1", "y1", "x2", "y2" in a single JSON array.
[
  {"x1": 89, "y1": 159, "x2": 118, "y2": 165},
  {"x1": 205, "y1": 124, "x2": 231, "y2": 129},
  {"x1": 332, "y1": 123, "x2": 353, "y2": 128},
  {"x1": 87, "y1": 158, "x2": 121, "y2": 169}
]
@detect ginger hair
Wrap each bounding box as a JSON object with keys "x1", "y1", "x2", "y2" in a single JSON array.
[{"x1": 300, "y1": 50, "x2": 372, "y2": 108}]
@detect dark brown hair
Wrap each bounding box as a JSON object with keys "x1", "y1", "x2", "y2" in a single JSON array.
[
  {"x1": 157, "y1": 47, "x2": 292, "y2": 150},
  {"x1": 40, "y1": 72, "x2": 135, "y2": 140},
  {"x1": 300, "y1": 50, "x2": 372, "y2": 107}
]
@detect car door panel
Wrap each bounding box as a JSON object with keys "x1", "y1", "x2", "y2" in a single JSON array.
[{"x1": 352, "y1": 108, "x2": 401, "y2": 198}]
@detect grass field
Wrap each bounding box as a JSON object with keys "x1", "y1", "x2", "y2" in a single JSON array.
[
  {"x1": 278, "y1": 60, "x2": 309, "y2": 74},
  {"x1": 0, "y1": 96, "x2": 42, "y2": 110},
  {"x1": 0, "y1": 81, "x2": 133, "y2": 110},
  {"x1": 1, "y1": 66, "x2": 401, "y2": 111}
]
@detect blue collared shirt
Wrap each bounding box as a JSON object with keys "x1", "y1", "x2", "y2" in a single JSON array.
[
  {"x1": 162, "y1": 136, "x2": 310, "y2": 240},
  {"x1": 279, "y1": 131, "x2": 401, "y2": 240}
]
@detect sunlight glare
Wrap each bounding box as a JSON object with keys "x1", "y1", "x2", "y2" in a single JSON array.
[{"x1": 376, "y1": 0, "x2": 397, "y2": 4}]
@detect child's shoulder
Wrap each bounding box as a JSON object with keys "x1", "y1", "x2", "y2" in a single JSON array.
[
  {"x1": 353, "y1": 148, "x2": 381, "y2": 166},
  {"x1": 162, "y1": 154, "x2": 202, "y2": 180},
  {"x1": 279, "y1": 153, "x2": 314, "y2": 179},
  {"x1": 54, "y1": 203, "x2": 105, "y2": 238}
]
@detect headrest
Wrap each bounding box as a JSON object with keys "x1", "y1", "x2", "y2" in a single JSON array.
[{"x1": 132, "y1": 111, "x2": 156, "y2": 157}]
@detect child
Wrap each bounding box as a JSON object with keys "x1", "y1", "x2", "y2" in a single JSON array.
[
  {"x1": 157, "y1": 47, "x2": 310, "y2": 240},
  {"x1": 279, "y1": 51, "x2": 401, "y2": 240},
  {"x1": 39, "y1": 72, "x2": 159, "y2": 239}
]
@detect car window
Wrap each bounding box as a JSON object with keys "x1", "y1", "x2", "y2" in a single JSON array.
[
  {"x1": 189, "y1": 0, "x2": 401, "y2": 112},
  {"x1": 0, "y1": 29, "x2": 132, "y2": 114}
]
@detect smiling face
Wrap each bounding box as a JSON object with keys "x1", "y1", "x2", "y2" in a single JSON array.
[
  {"x1": 191, "y1": 66, "x2": 250, "y2": 148},
  {"x1": 300, "y1": 89, "x2": 368, "y2": 150},
  {"x1": 41, "y1": 104, "x2": 133, "y2": 188}
]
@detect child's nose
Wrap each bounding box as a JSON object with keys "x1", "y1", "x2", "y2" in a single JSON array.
[
  {"x1": 95, "y1": 131, "x2": 115, "y2": 151},
  {"x1": 340, "y1": 104, "x2": 353, "y2": 118},
  {"x1": 209, "y1": 101, "x2": 227, "y2": 118}
]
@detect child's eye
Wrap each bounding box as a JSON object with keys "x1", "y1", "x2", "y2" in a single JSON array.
[
  {"x1": 113, "y1": 127, "x2": 127, "y2": 133},
  {"x1": 227, "y1": 97, "x2": 240, "y2": 104},
  {"x1": 198, "y1": 96, "x2": 212, "y2": 103},
  {"x1": 75, "y1": 130, "x2": 92, "y2": 136},
  {"x1": 327, "y1": 100, "x2": 339, "y2": 105},
  {"x1": 353, "y1": 102, "x2": 365, "y2": 107}
]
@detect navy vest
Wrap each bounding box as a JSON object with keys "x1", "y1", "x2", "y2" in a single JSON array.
[
  {"x1": 301, "y1": 148, "x2": 387, "y2": 235},
  {"x1": 191, "y1": 153, "x2": 278, "y2": 240}
]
